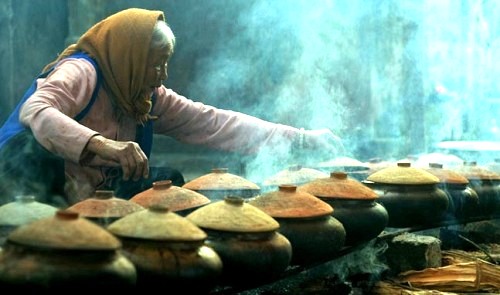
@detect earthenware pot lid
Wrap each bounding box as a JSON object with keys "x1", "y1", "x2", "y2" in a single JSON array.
[
  {"x1": 298, "y1": 172, "x2": 378, "y2": 200},
  {"x1": 67, "y1": 190, "x2": 145, "y2": 218},
  {"x1": 7, "y1": 210, "x2": 121, "y2": 250},
  {"x1": 316, "y1": 156, "x2": 369, "y2": 171},
  {"x1": 107, "y1": 205, "x2": 207, "y2": 241},
  {"x1": 424, "y1": 163, "x2": 469, "y2": 184},
  {"x1": 186, "y1": 196, "x2": 279, "y2": 233},
  {"x1": 130, "y1": 180, "x2": 210, "y2": 211},
  {"x1": 0, "y1": 195, "x2": 58, "y2": 226},
  {"x1": 366, "y1": 162, "x2": 440, "y2": 185},
  {"x1": 455, "y1": 161, "x2": 500, "y2": 181},
  {"x1": 182, "y1": 168, "x2": 260, "y2": 191},
  {"x1": 249, "y1": 185, "x2": 333, "y2": 218},
  {"x1": 365, "y1": 158, "x2": 393, "y2": 173},
  {"x1": 263, "y1": 165, "x2": 329, "y2": 186}
]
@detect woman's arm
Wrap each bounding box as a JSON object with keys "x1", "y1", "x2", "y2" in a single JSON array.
[
  {"x1": 19, "y1": 58, "x2": 100, "y2": 162},
  {"x1": 152, "y1": 87, "x2": 299, "y2": 154}
]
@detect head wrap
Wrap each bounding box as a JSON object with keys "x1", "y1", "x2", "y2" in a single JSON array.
[{"x1": 43, "y1": 8, "x2": 165, "y2": 124}]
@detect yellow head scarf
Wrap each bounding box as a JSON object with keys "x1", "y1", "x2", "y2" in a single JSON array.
[{"x1": 43, "y1": 8, "x2": 164, "y2": 124}]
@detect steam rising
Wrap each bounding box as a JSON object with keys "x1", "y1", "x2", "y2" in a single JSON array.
[{"x1": 168, "y1": 0, "x2": 500, "y2": 182}]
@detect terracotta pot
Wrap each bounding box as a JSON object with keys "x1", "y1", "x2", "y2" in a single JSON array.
[
  {"x1": 454, "y1": 162, "x2": 500, "y2": 219},
  {"x1": 107, "y1": 205, "x2": 222, "y2": 292},
  {"x1": 0, "y1": 195, "x2": 58, "y2": 246},
  {"x1": 130, "y1": 180, "x2": 210, "y2": 216},
  {"x1": 365, "y1": 162, "x2": 449, "y2": 228},
  {"x1": 0, "y1": 210, "x2": 136, "y2": 291},
  {"x1": 424, "y1": 163, "x2": 479, "y2": 221},
  {"x1": 186, "y1": 196, "x2": 291, "y2": 287},
  {"x1": 249, "y1": 184, "x2": 345, "y2": 265},
  {"x1": 262, "y1": 165, "x2": 328, "y2": 191},
  {"x1": 315, "y1": 156, "x2": 371, "y2": 181},
  {"x1": 182, "y1": 168, "x2": 260, "y2": 201},
  {"x1": 67, "y1": 190, "x2": 145, "y2": 226},
  {"x1": 299, "y1": 172, "x2": 388, "y2": 246}
]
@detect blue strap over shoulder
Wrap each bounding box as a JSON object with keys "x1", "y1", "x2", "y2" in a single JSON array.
[
  {"x1": 0, "y1": 51, "x2": 155, "y2": 158},
  {"x1": 0, "y1": 52, "x2": 102, "y2": 149}
]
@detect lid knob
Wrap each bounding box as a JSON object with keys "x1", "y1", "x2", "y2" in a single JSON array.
[
  {"x1": 94, "y1": 190, "x2": 114, "y2": 200},
  {"x1": 331, "y1": 171, "x2": 348, "y2": 179},
  {"x1": 278, "y1": 184, "x2": 297, "y2": 192},
  {"x1": 55, "y1": 210, "x2": 79, "y2": 220},
  {"x1": 224, "y1": 196, "x2": 244, "y2": 206},
  {"x1": 153, "y1": 180, "x2": 173, "y2": 190}
]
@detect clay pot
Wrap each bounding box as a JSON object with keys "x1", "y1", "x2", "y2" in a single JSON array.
[
  {"x1": 364, "y1": 162, "x2": 449, "y2": 228},
  {"x1": 454, "y1": 162, "x2": 500, "y2": 219},
  {"x1": 107, "y1": 205, "x2": 222, "y2": 292},
  {"x1": 262, "y1": 165, "x2": 328, "y2": 192},
  {"x1": 424, "y1": 163, "x2": 479, "y2": 221},
  {"x1": 186, "y1": 196, "x2": 291, "y2": 287},
  {"x1": 364, "y1": 158, "x2": 394, "y2": 174},
  {"x1": 130, "y1": 180, "x2": 210, "y2": 216},
  {"x1": 182, "y1": 168, "x2": 260, "y2": 201},
  {"x1": 249, "y1": 184, "x2": 345, "y2": 265},
  {"x1": 0, "y1": 195, "x2": 58, "y2": 246},
  {"x1": 486, "y1": 158, "x2": 500, "y2": 174},
  {"x1": 315, "y1": 156, "x2": 371, "y2": 181},
  {"x1": 0, "y1": 210, "x2": 137, "y2": 291},
  {"x1": 67, "y1": 190, "x2": 145, "y2": 226},
  {"x1": 299, "y1": 172, "x2": 388, "y2": 246}
]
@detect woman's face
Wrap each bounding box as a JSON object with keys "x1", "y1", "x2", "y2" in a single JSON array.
[{"x1": 143, "y1": 46, "x2": 170, "y2": 95}]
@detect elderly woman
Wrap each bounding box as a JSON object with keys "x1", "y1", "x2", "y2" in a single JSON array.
[{"x1": 0, "y1": 8, "x2": 344, "y2": 206}]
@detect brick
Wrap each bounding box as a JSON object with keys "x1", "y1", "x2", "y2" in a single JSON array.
[{"x1": 384, "y1": 233, "x2": 442, "y2": 276}]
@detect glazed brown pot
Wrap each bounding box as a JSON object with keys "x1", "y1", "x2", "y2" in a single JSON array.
[
  {"x1": 186, "y1": 196, "x2": 291, "y2": 287},
  {"x1": 107, "y1": 206, "x2": 222, "y2": 292},
  {"x1": 182, "y1": 168, "x2": 260, "y2": 201},
  {"x1": 130, "y1": 180, "x2": 210, "y2": 216},
  {"x1": 249, "y1": 184, "x2": 345, "y2": 265},
  {"x1": 424, "y1": 163, "x2": 479, "y2": 221},
  {"x1": 365, "y1": 162, "x2": 449, "y2": 228},
  {"x1": 299, "y1": 172, "x2": 388, "y2": 246},
  {"x1": 0, "y1": 195, "x2": 58, "y2": 246},
  {"x1": 0, "y1": 210, "x2": 137, "y2": 291},
  {"x1": 455, "y1": 162, "x2": 500, "y2": 219},
  {"x1": 67, "y1": 190, "x2": 145, "y2": 226}
]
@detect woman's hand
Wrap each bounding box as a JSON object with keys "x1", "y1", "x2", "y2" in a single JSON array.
[{"x1": 85, "y1": 135, "x2": 149, "y2": 181}]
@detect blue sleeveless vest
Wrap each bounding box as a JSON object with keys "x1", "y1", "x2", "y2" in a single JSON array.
[{"x1": 0, "y1": 52, "x2": 155, "y2": 157}]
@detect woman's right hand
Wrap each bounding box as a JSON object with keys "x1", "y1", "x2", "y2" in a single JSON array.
[{"x1": 85, "y1": 135, "x2": 149, "y2": 181}]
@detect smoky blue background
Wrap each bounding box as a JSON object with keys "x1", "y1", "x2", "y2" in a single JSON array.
[{"x1": 1, "y1": 0, "x2": 499, "y2": 183}]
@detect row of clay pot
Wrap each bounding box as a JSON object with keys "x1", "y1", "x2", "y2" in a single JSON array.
[
  {"x1": 0, "y1": 160, "x2": 498, "y2": 291},
  {"x1": 0, "y1": 183, "x2": 376, "y2": 291},
  {"x1": 2, "y1": 161, "x2": 498, "y2": 245},
  {"x1": 0, "y1": 201, "x2": 275, "y2": 292},
  {"x1": 180, "y1": 162, "x2": 499, "y2": 232}
]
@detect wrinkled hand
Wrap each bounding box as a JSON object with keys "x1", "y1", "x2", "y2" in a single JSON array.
[
  {"x1": 301, "y1": 128, "x2": 346, "y2": 157},
  {"x1": 86, "y1": 135, "x2": 149, "y2": 181}
]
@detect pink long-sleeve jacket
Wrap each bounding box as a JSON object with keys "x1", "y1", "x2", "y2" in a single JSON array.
[{"x1": 19, "y1": 57, "x2": 300, "y2": 202}]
